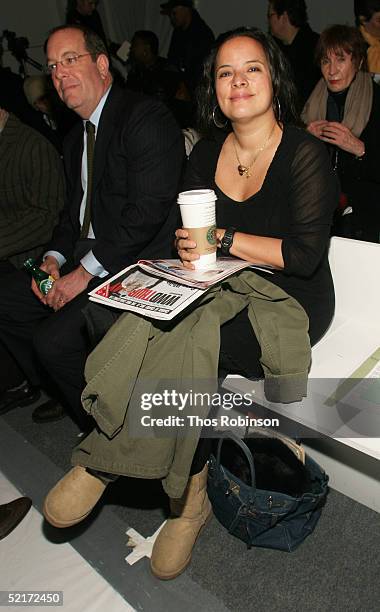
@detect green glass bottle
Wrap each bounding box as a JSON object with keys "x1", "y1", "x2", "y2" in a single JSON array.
[{"x1": 23, "y1": 258, "x2": 54, "y2": 295}]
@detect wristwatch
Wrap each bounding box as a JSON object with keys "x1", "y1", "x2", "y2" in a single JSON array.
[{"x1": 220, "y1": 227, "x2": 236, "y2": 256}]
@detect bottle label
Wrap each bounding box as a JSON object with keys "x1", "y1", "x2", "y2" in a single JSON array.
[{"x1": 39, "y1": 277, "x2": 54, "y2": 295}]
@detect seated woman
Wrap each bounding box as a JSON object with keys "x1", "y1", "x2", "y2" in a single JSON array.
[
  {"x1": 41, "y1": 27, "x2": 338, "y2": 581},
  {"x1": 302, "y1": 24, "x2": 380, "y2": 243},
  {"x1": 177, "y1": 26, "x2": 338, "y2": 379}
]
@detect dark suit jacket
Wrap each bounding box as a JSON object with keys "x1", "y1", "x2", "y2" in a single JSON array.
[
  {"x1": 168, "y1": 9, "x2": 214, "y2": 93},
  {"x1": 0, "y1": 114, "x2": 64, "y2": 269},
  {"x1": 275, "y1": 25, "x2": 320, "y2": 110},
  {"x1": 47, "y1": 84, "x2": 185, "y2": 274}
]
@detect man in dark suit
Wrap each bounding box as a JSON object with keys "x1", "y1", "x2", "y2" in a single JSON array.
[{"x1": 0, "y1": 25, "x2": 184, "y2": 428}]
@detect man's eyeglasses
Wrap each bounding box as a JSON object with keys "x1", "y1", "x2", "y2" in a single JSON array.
[{"x1": 45, "y1": 53, "x2": 93, "y2": 74}]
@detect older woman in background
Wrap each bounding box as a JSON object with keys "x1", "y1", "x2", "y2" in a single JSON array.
[{"x1": 302, "y1": 24, "x2": 380, "y2": 242}]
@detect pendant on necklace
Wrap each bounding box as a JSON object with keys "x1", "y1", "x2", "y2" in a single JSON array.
[{"x1": 237, "y1": 164, "x2": 251, "y2": 178}]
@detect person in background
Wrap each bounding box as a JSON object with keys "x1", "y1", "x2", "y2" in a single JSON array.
[
  {"x1": 354, "y1": 0, "x2": 380, "y2": 76},
  {"x1": 127, "y1": 30, "x2": 179, "y2": 98},
  {"x1": 126, "y1": 30, "x2": 193, "y2": 127},
  {"x1": 23, "y1": 75, "x2": 79, "y2": 152},
  {"x1": 302, "y1": 24, "x2": 380, "y2": 242},
  {"x1": 0, "y1": 42, "x2": 51, "y2": 138},
  {"x1": 161, "y1": 0, "x2": 214, "y2": 95},
  {"x1": 0, "y1": 107, "x2": 64, "y2": 408},
  {"x1": 66, "y1": 0, "x2": 125, "y2": 85},
  {"x1": 0, "y1": 108, "x2": 64, "y2": 273},
  {"x1": 66, "y1": 0, "x2": 107, "y2": 44},
  {"x1": 267, "y1": 0, "x2": 320, "y2": 109}
]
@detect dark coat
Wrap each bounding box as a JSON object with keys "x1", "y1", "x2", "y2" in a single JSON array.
[
  {"x1": 275, "y1": 24, "x2": 320, "y2": 110},
  {"x1": 0, "y1": 114, "x2": 64, "y2": 268},
  {"x1": 168, "y1": 9, "x2": 214, "y2": 92},
  {"x1": 66, "y1": 9, "x2": 107, "y2": 44},
  {"x1": 337, "y1": 80, "x2": 380, "y2": 242},
  {"x1": 46, "y1": 84, "x2": 185, "y2": 274}
]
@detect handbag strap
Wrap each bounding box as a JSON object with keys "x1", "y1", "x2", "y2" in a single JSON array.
[
  {"x1": 216, "y1": 430, "x2": 256, "y2": 492},
  {"x1": 245, "y1": 424, "x2": 305, "y2": 464}
]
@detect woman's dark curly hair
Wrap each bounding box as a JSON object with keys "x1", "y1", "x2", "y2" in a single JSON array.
[{"x1": 196, "y1": 26, "x2": 300, "y2": 137}]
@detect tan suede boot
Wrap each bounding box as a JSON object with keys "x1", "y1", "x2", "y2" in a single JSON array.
[
  {"x1": 43, "y1": 466, "x2": 107, "y2": 528},
  {"x1": 150, "y1": 463, "x2": 212, "y2": 580}
]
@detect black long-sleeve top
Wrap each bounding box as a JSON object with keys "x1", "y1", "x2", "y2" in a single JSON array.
[
  {"x1": 329, "y1": 81, "x2": 380, "y2": 241},
  {"x1": 183, "y1": 125, "x2": 339, "y2": 343}
]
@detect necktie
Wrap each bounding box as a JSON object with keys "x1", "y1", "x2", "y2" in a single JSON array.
[{"x1": 80, "y1": 120, "x2": 95, "y2": 238}]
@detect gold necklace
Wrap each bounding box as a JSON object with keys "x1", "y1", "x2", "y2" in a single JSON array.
[{"x1": 232, "y1": 123, "x2": 277, "y2": 178}]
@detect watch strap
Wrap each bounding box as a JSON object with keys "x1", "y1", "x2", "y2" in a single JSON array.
[{"x1": 221, "y1": 227, "x2": 236, "y2": 256}]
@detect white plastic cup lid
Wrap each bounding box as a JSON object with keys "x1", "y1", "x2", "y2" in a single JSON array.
[{"x1": 177, "y1": 189, "x2": 217, "y2": 205}]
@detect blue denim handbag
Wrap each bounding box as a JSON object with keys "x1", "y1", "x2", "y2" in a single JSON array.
[{"x1": 207, "y1": 431, "x2": 329, "y2": 552}]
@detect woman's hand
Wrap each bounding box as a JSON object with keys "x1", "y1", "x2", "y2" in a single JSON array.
[
  {"x1": 174, "y1": 228, "x2": 199, "y2": 270},
  {"x1": 320, "y1": 122, "x2": 365, "y2": 157},
  {"x1": 306, "y1": 120, "x2": 329, "y2": 140},
  {"x1": 216, "y1": 229, "x2": 284, "y2": 269},
  {"x1": 216, "y1": 228, "x2": 226, "y2": 248}
]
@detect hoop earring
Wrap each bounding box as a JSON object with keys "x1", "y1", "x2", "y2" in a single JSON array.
[
  {"x1": 212, "y1": 105, "x2": 228, "y2": 129},
  {"x1": 273, "y1": 96, "x2": 282, "y2": 122}
]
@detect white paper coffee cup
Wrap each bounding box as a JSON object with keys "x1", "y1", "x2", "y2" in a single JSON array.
[{"x1": 178, "y1": 189, "x2": 217, "y2": 269}]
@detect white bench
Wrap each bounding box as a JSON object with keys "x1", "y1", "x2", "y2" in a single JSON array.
[{"x1": 223, "y1": 237, "x2": 380, "y2": 512}]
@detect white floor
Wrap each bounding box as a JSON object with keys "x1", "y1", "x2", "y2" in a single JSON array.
[{"x1": 0, "y1": 471, "x2": 135, "y2": 612}]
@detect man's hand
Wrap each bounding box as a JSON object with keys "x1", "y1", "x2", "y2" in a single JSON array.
[
  {"x1": 31, "y1": 256, "x2": 61, "y2": 304},
  {"x1": 45, "y1": 264, "x2": 94, "y2": 311}
]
